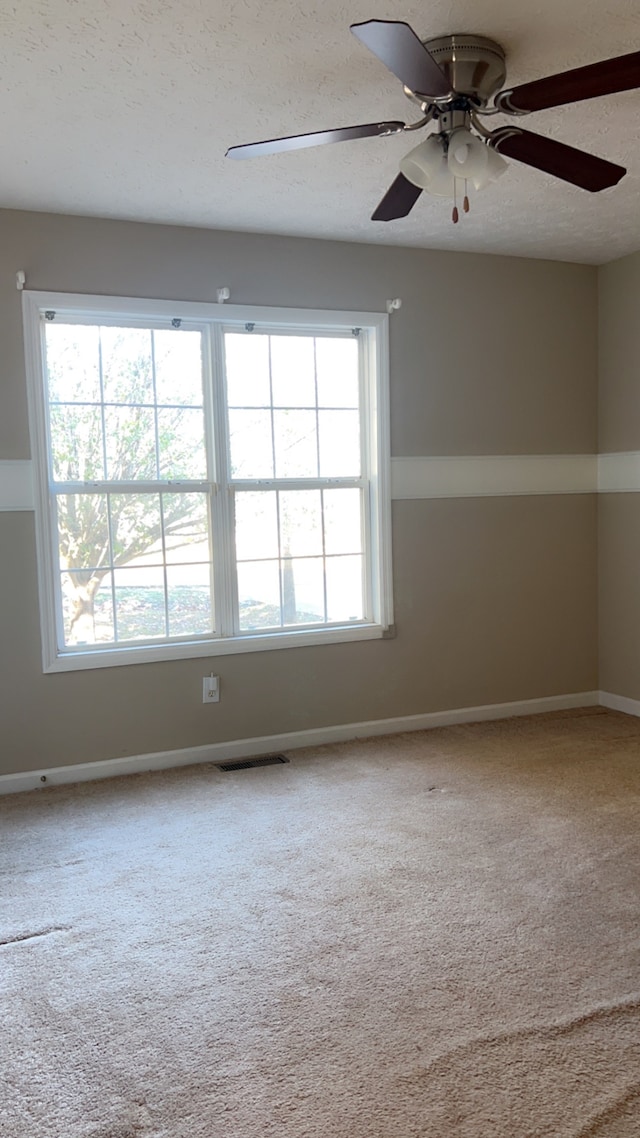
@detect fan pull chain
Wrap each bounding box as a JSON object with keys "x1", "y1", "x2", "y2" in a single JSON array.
[
  {"x1": 463, "y1": 179, "x2": 470, "y2": 213},
  {"x1": 452, "y1": 179, "x2": 459, "y2": 224}
]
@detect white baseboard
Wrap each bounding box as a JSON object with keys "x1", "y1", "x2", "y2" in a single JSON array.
[
  {"x1": 0, "y1": 691, "x2": 600, "y2": 795},
  {"x1": 598, "y1": 690, "x2": 640, "y2": 717}
]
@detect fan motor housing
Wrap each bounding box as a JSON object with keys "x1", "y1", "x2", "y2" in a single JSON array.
[{"x1": 412, "y1": 34, "x2": 506, "y2": 104}]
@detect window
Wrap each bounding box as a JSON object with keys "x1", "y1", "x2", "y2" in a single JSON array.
[{"x1": 23, "y1": 293, "x2": 392, "y2": 671}]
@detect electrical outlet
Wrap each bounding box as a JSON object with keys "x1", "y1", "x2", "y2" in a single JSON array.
[{"x1": 202, "y1": 674, "x2": 220, "y2": 704}]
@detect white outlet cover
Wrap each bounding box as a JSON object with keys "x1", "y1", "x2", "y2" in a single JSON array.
[{"x1": 202, "y1": 676, "x2": 220, "y2": 703}]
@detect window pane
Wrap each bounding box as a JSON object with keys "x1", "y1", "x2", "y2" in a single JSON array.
[
  {"x1": 318, "y1": 410, "x2": 360, "y2": 477},
  {"x1": 163, "y1": 494, "x2": 211, "y2": 564},
  {"x1": 153, "y1": 329, "x2": 203, "y2": 406},
  {"x1": 282, "y1": 557, "x2": 325, "y2": 625},
  {"x1": 45, "y1": 324, "x2": 101, "y2": 403},
  {"x1": 273, "y1": 410, "x2": 317, "y2": 478},
  {"x1": 157, "y1": 407, "x2": 207, "y2": 480},
  {"x1": 323, "y1": 488, "x2": 362, "y2": 555},
  {"x1": 109, "y1": 494, "x2": 163, "y2": 566},
  {"x1": 61, "y1": 569, "x2": 114, "y2": 646},
  {"x1": 56, "y1": 494, "x2": 110, "y2": 571},
  {"x1": 101, "y1": 327, "x2": 154, "y2": 404},
  {"x1": 326, "y1": 555, "x2": 364, "y2": 622},
  {"x1": 92, "y1": 580, "x2": 115, "y2": 643},
  {"x1": 270, "y1": 336, "x2": 316, "y2": 407},
  {"x1": 237, "y1": 560, "x2": 281, "y2": 630},
  {"x1": 235, "y1": 491, "x2": 279, "y2": 561},
  {"x1": 316, "y1": 338, "x2": 359, "y2": 408},
  {"x1": 113, "y1": 566, "x2": 166, "y2": 640},
  {"x1": 38, "y1": 307, "x2": 382, "y2": 658},
  {"x1": 167, "y1": 564, "x2": 213, "y2": 637},
  {"x1": 105, "y1": 406, "x2": 157, "y2": 480},
  {"x1": 279, "y1": 490, "x2": 322, "y2": 557},
  {"x1": 50, "y1": 405, "x2": 105, "y2": 481},
  {"x1": 225, "y1": 333, "x2": 271, "y2": 407},
  {"x1": 228, "y1": 409, "x2": 274, "y2": 478}
]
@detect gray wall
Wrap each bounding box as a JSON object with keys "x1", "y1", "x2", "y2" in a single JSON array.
[
  {"x1": 599, "y1": 252, "x2": 640, "y2": 699},
  {"x1": 0, "y1": 210, "x2": 599, "y2": 775}
]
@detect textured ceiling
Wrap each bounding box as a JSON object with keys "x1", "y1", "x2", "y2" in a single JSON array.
[{"x1": 0, "y1": 0, "x2": 639, "y2": 263}]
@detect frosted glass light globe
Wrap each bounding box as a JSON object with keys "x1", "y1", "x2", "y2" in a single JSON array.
[
  {"x1": 447, "y1": 129, "x2": 489, "y2": 181},
  {"x1": 472, "y1": 145, "x2": 509, "y2": 190},
  {"x1": 399, "y1": 136, "x2": 445, "y2": 189}
]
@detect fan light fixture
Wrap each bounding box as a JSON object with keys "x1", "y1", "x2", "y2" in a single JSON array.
[
  {"x1": 448, "y1": 128, "x2": 489, "y2": 181},
  {"x1": 227, "y1": 21, "x2": 633, "y2": 225},
  {"x1": 399, "y1": 135, "x2": 444, "y2": 188},
  {"x1": 399, "y1": 128, "x2": 508, "y2": 221},
  {"x1": 471, "y1": 146, "x2": 509, "y2": 191}
]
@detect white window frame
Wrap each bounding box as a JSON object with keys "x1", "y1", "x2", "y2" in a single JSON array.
[{"x1": 23, "y1": 291, "x2": 393, "y2": 673}]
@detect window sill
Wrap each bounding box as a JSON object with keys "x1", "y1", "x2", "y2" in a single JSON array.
[{"x1": 43, "y1": 622, "x2": 389, "y2": 673}]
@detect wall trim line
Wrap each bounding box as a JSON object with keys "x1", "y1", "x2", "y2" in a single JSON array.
[
  {"x1": 0, "y1": 690, "x2": 600, "y2": 795},
  {"x1": 6, "y1": 452, "x2": 640, "y2": 510},
  {"x1": 0, "y1": 454, "x2": 604, "y2": 510},
  {"x1": 0, "y1": 460, "x2": 34, "y2": 511},
  {"x1": 597, "y1": 452, "x2": 640, "y2": 493},
  {"x1": 391, "y1": 454, "x2": 597, "y2": 499}
]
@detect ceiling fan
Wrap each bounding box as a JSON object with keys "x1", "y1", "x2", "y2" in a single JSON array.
[{"x1": 226, "y1": 20, "x2": 640, "y2": 223}]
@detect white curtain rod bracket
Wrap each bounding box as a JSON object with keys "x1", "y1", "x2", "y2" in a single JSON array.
[
  {"x1": 16, "y1": 270, "x2": 26, "y2": 291},
  {"x1": 216, "y1": 287, "x2": 231, "y2": 304},
  {"x1": 386, "y1": 297, "x2": 402, "y2": 314}
]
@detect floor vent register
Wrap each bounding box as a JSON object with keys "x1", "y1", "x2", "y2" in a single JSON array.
[{"x1": 218, "y1": 755, "x2": 290, "y2": 772}]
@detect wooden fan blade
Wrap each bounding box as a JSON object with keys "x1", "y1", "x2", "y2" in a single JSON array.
[
  {"x1": 496, "y1": 50, "x2": 640, "y2": 113},
  {"x1": 372, "y1": 174, "x2": 422, "y2": 221},
  {"x1": 351, "y1": 20, "x2": 451, "y2": 98},
  {"x1": 491, "y1": 127, "x2": 626, "y2": 191},
  {"x1": 226, "y1": 121, "x2": 405, "y2": 159}
]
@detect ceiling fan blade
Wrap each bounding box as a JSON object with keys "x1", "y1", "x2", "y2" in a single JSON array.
[
  {"x1": 372, "y1": 174, "x2": 422, "y2": 221},
  {"x1": 226, "y1": 120, "x2": 404, "y2": 160},
  {"x1": 496, "y1": 50, "x2": 640, "y2": 113},
  {"x1": 351, "y1": 19, "x2": 451, "y2": 98},
  {"x1": 490, "y1": 127, "x2": 626, "y2": 191}
]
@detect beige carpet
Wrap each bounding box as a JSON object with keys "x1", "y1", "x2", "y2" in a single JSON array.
[{"x1": 2, "y1": 708, "x2": 640, "y2": 1137}]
